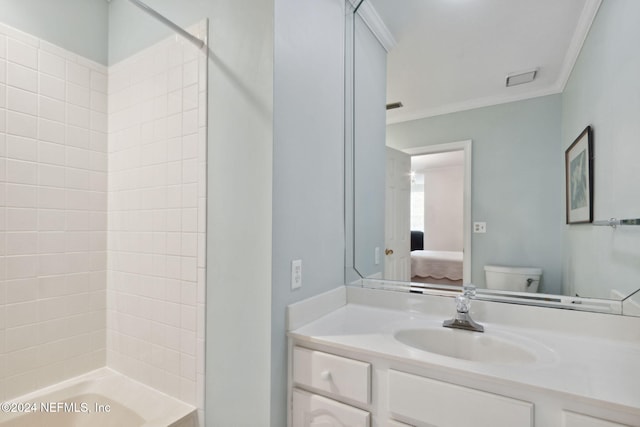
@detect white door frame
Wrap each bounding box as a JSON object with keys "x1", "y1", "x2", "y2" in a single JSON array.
[{"x1": 402, "y1": 140, "x2": 472, "y2": 284}]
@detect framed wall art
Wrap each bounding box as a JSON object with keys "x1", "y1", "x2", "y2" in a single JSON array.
[{"x1": 565, "y1": 126, "x2": 593, "y2": 224}]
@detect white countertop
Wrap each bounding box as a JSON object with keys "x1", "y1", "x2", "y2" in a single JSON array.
[{"x1": 289, "y1": 293, "x2": 640, "y2": 412}]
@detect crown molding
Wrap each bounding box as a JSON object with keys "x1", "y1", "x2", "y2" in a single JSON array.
[
  {"x1": 386, "y1": 86, "x2": 563, "y2": 125},
  {"x1": 356, "y1": 1, "x2": 396, "y2": 52},
  {"x1": 557, "y1": 0, "x2": 602, "y2": 92}
]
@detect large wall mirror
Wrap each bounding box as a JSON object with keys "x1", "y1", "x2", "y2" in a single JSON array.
[{"x1": 345, "y1": 0, "x2": 640, "y2": 315}]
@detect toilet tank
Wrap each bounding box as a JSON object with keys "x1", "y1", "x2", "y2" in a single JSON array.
[{"x1": 484, "y1": 265, "x2": 542, "y2": 293}]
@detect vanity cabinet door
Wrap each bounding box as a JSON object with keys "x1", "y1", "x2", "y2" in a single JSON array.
[
  {"x1": 388, "y1": 370, "x2": 533, "y2": 427},
  {"x1": 292, "y1": 389, "x2": 370, "y2": 427},
  {"x1": 563, "y1": 411, "x2": 630, "y2": 427}
]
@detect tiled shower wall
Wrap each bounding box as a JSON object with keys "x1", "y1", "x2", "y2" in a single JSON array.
[
  {"x1": 106, "y1": 23, "x2": 207, "y2": 411},
  {"x1": 0, "y1": 24, "x2": 108, "y2": 400}
]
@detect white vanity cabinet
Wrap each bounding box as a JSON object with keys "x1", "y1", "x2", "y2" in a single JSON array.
[
  {"x1": 292, "y1": 389, "x2": 370, "y2": 427},
  {"x1": 291, "y1": 346, "x2": 372, "y2": 426},
  {"x1": 289, "y1": 341, "x2": 637, "y2": 427},
  {"x1": 563, "y1": 411, "x2": 630, "y2": 427},
  {"x1": 388, "y1": 370, "x2": 533, "y2": 427}
]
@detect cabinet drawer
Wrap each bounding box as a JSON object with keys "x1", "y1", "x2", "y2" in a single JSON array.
[
  {"x1": 563, "y1": 411, "x2": 630, "y2": 427},
  {"x1": 388, "y1": 370, "x2": 533, "y2": 427},
  {"x1": 292, "y1": 388, "x2": 370, "y2": 427},
  {"x1": 293, "y1": 346, "x2": 371, "y2": 404}
]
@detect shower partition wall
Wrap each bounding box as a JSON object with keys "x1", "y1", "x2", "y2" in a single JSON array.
[{"x1": 106, "y1": 19, "x2": 208, "y2": 419}]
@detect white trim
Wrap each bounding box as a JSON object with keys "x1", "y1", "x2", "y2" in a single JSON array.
[
  {"x1": 557, "y1": 0, "x2": 602, "y2": 92},
  {"x1": 356, "y1": 1, "x2": 397, "y2": 52},
  {"x1": 387, "y1": 87, "x2": 561, "y2": 124},
  {"x1": 402, "y1": 140, "x2": 472, "y2": 284}
]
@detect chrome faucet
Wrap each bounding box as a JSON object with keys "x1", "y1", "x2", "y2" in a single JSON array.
[{"x1": 443, "y1": 284, "x2": 484, "y2": 333}]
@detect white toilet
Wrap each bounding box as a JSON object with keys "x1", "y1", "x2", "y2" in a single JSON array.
[{"x1": 484, "y1": 265, "x2": 542, "y2": 293}]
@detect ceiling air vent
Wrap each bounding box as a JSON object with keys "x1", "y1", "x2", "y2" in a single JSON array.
[
  {"x1": 505, "y1": 69, "x2": 538, "y2": 87},
  {"x1": 386, "y1": 102, "x2": 403, "y2": 110}
]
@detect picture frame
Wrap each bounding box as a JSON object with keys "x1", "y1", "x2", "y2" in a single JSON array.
[{"x1": 565, "y1": 126, "x2": 593, "y2": 224}]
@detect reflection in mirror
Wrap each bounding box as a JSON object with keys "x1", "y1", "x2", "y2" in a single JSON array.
[{"x1": 346, "y1": 0, "x2": 640, "y2": 315}]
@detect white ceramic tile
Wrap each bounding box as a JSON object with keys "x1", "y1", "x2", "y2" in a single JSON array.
[
  {"x1": 5, "y1": 278, "x2": 38, "y2": 304},
  {"x1": 67, "y1": 61, "x2": 91, "y2": 88},
  {"x1": 91, "y1": 91, "x2": 107, "y2": 113},
  {"x1": 39, "y1": 73, "x2": 65, "y2": 101},
  {"x1": 7, "y1": 62, "x2": 37, "y2": 92},
  {"x1": 66, "y1": 168, "x2": 90, "y2": 190},
  {"x1": 0, "y1": 85, "x2": 6, "y2": 109},
  {"x1": 183, "y1": 84, "x2": 198, "y2": 111},
  {"x1": 38, "y1": 118, "x2": 66, "y2": 144},
  {"x1": 7, "y1": 111, "x2": 37, "y2": 138},
  {"x1": 7, "y1": 86, "x2": 37, "y2": 115},
  {"x1": 182, "y1": 60, "x2": 198, "y2": 87},
  {"x1": 91, "y1": 111, "x2": 107, "y2": 133},
  {"x1": 38, "y1": 232, "x2": 66, "y2": 254},
  {"x1": 182, "y1": 110, "x2": 198, "y2": 136},
  {"x1": 7, "y1": 38, "x2": 37, "y2": 69},
  {"x1": 91, "y1": 71, "x2": 107, "y2": 93},
  {"x1": 6, "y1": 135, "x2": 37, "y2": 162},
  {"x1": 0, "y1": 59, "x2": 6, "y2": 85},
  {"x1": 67, "y1": 104, "x2": 90, "y2": 129},
  {"x1": 39, "y1": 95, "x2": 66, "y2": 123},
  {"x1": 182, "y1": 134, "x2": 198, "y2": 159},
  {"x1": 66, "y1": 125, "x2": 89, "y2": 149},
  {"x1": 39, "y1": 50, "x2": 66, "y2": 79},
  {"x1": 38, "y1": 164, "x2": 66, "y2": 188},
  {"x1": 38, "y1": 209, "x2": 66, "y2": 231},
  {"x1": 6, "y1": 183, "x2": 37, "y2": 208},
  {"x1": 66, "y1": 147, "x2": 90, "y2": 169},
  {"x1": 89, "y1": 131, "x2": 107, "y2": 153},
  {"x1": 7, "y1": 208, "x2": 37, "y2": 231},
  {"x1": 5, "y1": 232, "x2": 38, "y2": 256},
  {"x1": 38, "y1": 141, "x2": 66, "y2": 166},
  {"x1": 6, "y1": 159, "x2": 37, "y2": 185},
  {"x1": 6, "y1": 255, "x2": 38, "y2": 280},
  {"x1": 67, "y1": 82, "x2": 91, "y2": 108},
  {"x1": 0, "y1": 33, "x2": 6, "y2": 59}
]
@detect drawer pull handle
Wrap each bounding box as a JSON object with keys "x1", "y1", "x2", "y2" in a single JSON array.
[{"x1": 320, "y1": 370, "x2": 332, "y2": 381}]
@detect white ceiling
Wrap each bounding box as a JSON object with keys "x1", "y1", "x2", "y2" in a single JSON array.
[{"x1": 366, "y1": 0, "x2": 601, "y2": 124}]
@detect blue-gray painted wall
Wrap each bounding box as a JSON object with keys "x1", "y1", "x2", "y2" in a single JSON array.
[
  {"x1": 387, "y1": 95, "x2": 564, "y2": 293},
  {"x1": 0, "y1": 0, "x2": 108, "y2": 64}
]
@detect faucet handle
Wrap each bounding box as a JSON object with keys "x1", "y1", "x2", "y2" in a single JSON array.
[
  {"x1": 456, "y1": 284, "x2": 475, "y2": 313},
  {"x1": 462, "y1": 283, "x2": 477, "y2": 298},
  {"x1": 455, "y1": 294, "x2": 471, "y2": 313}
]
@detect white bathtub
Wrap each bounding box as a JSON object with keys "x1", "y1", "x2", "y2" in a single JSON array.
[{"x1": 0, "y1": 368, "x2": 196, "y2": 427}]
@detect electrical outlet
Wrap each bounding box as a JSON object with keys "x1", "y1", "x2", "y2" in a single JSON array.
[
  {"x1": 474, "y1": 222, "x2": 487, "y2": 233},
  {"x1": 291, "y1": 259, "x2": 302, "y2": 290}
]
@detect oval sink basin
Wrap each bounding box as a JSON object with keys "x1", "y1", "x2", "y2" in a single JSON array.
[{"x1": 394, "y1": 328, "x2": 541, "y2": 364}]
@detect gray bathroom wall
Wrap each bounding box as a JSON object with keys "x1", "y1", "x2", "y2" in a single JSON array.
[
  {"x1": 109, "y1": 0, "x2": 275, "y2": 425},
  {"x1": 387, "y1": 94, "x2": 564, "y2": 293},
  {"x1": 561, "y1": 0, "x2": 640, "y2": 299},
  {"x1": 0, "y1": 0, "x2": 108, "y2": 65},
  {"x1": 271, "y1": 0, "x2": 347, "y2": 425}
]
